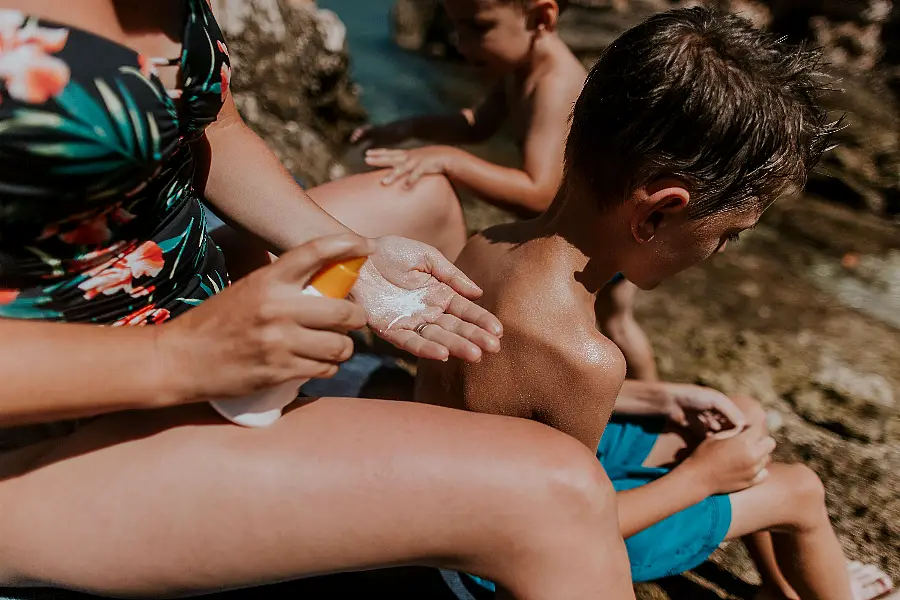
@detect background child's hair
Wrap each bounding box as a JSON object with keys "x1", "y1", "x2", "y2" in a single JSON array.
[{"x1": 564, "y1": 7, "x2": 839, "y2": 218}]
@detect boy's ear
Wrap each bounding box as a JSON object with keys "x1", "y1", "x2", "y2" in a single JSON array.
[
  {"x1": 630, "y1": 178, "x2": 690, "y2": 244},
  {"x1": 527, "y1": 0, "x2": 561, "y2": 32}
]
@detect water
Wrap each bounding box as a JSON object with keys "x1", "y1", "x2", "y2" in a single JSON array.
[{"x1": 319, "y1": 0, "x2": 476, "y2": 123}]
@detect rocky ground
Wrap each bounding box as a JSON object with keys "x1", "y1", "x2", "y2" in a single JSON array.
[{"x1": 218, "y1": 1, "x2": 898, "y2": 598}]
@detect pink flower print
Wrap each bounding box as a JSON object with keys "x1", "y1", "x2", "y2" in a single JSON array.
[
  {"x1": 220, "y1": 63, "x2": 230, "y2": 101},
  {"x1": 78, "y1": 241, "x2": 165, "y2": 300},
  {"x1": 217, "y1": 39, "x2": 229, "y2": 58},
  {"x1": 0, "y1": 10, "x2": 70, "y2": 104},
  {"x1": 112, "y1": 304, "x2": 171, "y2": 327},
  {"x1": 137, "y1": 54, "x2": 158, "y2": 79}
]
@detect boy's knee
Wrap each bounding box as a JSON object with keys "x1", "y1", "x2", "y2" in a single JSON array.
[
  {"x1": 781, "y1": 463, "x2": 828, "y2": 529},
  {"x1": 731, "y1": 395, "x2": 767, "y2": 431},
  {"x1": 789, "y1": 464, "x2": 826, "y2": 505}
]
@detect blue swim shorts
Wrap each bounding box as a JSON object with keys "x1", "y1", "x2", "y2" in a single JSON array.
[{"x1": 443, "y1": 416, "x2": 733, "y2": 597}]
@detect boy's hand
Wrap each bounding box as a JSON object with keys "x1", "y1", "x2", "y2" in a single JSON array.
[
  {"x1": 681, "y1": 425, "x2": 776, "y2": 496},
  {"x1": 663, "y1": 383, "x2": 746, "y2": 433},
  {"x1": 351, "y1": 122, "x2": 412, "y2": 147},
  {"x1": 365, "y1": 146, "x2": 461, "y2": 189}
]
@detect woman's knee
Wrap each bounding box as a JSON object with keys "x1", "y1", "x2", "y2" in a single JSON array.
[{"x1": 503, "y1": 427, "x2": 618, "y2": 540}]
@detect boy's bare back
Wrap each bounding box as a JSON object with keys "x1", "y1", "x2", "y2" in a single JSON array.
[{"x1": 416, "y1": 222, "x2": 627, "y2": 450}]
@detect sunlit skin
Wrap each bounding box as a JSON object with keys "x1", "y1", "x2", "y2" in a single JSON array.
[{"x1": 417, "y1": 178, "x2": 892, "y2": 599}]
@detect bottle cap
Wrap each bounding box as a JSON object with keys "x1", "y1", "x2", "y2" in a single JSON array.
[{"x1": 306, "y1": 257, "x2": 367, "y2": 298}]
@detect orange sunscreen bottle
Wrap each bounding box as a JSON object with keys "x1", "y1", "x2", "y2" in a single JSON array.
[{"x1": 209, "y1": 257, "x2": 367, "y2": 427}]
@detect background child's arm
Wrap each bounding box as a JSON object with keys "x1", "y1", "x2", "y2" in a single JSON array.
[
  {"x1": 352, "y1": 83, "x2": 508, "y2": 147},
  {"x1": 617, "y1": 426, "x2": 774, "y2": 538},
  {"x1": 365, "y1": 76, "x2": 573, "y2": 217}
]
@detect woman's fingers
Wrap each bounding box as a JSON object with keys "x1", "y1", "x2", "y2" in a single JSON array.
[
  {"x1": 382, "y1": 329, "x2": 450, "y2": 361},
  {"x1": 418, "y1": 322, "x2": 483, "y2": 363},
  {"x1": 423, "y1": 248, "x2": 485, "y2": 301},
  {"x1": 279, "y1": 295, "x2": 368, "y2": 332},
  {"x1": 273, "y1": 234, "x2": 373, "y2": 285},
  {"x1": 282, "y1": 327, "x2": 355, "y2": 364},
  {"x1": 444, "y1": 294, "x2": 503, "y2": 345}
]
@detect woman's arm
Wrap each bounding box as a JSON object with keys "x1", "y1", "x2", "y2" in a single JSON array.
[
  {"x1": 0, "y1": 320, "x2": 179, "y2": 426},
  {"x1": 194, "y1": 95, "x2": 503, "y2": 362},
  {"x1": 192, "y1": 97, "x2": 351, "y2": 252}
]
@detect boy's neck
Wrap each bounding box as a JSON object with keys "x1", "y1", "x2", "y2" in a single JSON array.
[{"x1": 507, "y1": 194, "x2": 623, "y2": 297}]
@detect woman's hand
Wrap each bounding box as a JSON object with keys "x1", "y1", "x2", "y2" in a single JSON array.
[
  {"x1": 158, "y1": 234, "x2": 374, "y2": 403},
  {"x1": 365, "y1": 146, "x2": 461, "y2": 189},
  {"x1": 352, "y1": 236, "x2": 502, "y2": 363}
]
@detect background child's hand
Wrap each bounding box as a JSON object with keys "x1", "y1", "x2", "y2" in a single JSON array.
[
  {"x1": 365, "y1": 146, "x2": 461, "y2": 189},
  {"x1": 681, "y1": 425, "x2": 776, "y2": 496},
  {"x1": 350, "y1": 122, "x2": 413, "y2": 147}
]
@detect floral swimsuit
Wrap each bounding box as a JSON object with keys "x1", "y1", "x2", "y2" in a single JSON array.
[{"x1": 0, "y1": 1, "x2": 231, "y2": 448}]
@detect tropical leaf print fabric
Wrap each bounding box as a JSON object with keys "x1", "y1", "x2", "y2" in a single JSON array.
[{"x1": 0, "y1": 0, "x2": 231, "y2": 327}]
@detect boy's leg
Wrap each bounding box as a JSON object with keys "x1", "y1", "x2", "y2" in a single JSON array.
[
  {"x1": 307, "y1": 170, "x2": 468, "y2": 261},
  {"x1": 726, "y1": 463, "x2": 853, "y2": 600},
  {"x1": 595, "y1": 278, "x2": 658, "y2": 381},
  {"x1": 637, "y1": 397, "x2": 807, "y2": 597}
]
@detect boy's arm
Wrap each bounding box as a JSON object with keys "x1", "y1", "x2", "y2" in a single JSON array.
[
  {"x1": 354, "y1": 83, "x2": 508, "y2": 147},
  {"x1": 365, "y1": 75, "x2": 574, "y2": 216},
  {"x1": 615, "y1": 381, "x2": 747, "y2": 431},
  {"x1": 618, "y1": 426, "x2": 773, "y2": 538},
  {"x1": 616, "y1": 468, "x2": 711, "y2": 538}
]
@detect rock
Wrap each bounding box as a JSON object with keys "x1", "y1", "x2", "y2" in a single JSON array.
[
  {"x1": 786, "y1": 355, "x2": 896, "y2": 443},
  {"x1": 213, "y1": 0, "x2": 366, "y2": 186}
]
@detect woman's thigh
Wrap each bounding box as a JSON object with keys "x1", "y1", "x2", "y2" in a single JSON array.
[{"x1": 0, "y1": 397, "x2": 591, "y2": 597}]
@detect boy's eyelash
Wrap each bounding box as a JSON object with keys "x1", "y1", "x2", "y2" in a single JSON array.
[{"x1": 726, "y1": 232, "x2": 742, "y2": 243}]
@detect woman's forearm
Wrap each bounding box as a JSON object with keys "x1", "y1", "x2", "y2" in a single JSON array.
[
  {"x1": 195, "y1": 111, "x2": 351, "y2": 253},
  {"x1": 0, "y1": 320, "x2": 182, "y2": 426},
  {"x1": 445, "y1": 150, "x2": 555, "y2": 216},
  {"x1": 617, "y1": 466, "x2": 710, "y2": 538}
]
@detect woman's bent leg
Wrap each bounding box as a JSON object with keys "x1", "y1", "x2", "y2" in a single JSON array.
[
  {"x1": 307, "y1": 171, "x2": 468, "y2": 260},
  {"x1": 0, "y1": 398, "x2": 633, "y2": 600}
]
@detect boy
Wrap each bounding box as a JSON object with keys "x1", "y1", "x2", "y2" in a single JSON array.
[
  {"x1": 354, "y1": 0, "x2": 584, "y2": 219},
  {"x1": 416, "y1": 8, "x2": 894, "y2": 600}
]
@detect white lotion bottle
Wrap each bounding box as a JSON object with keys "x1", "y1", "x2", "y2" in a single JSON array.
[{"x1": 209, "y1": 257, "x2": 367, "y2": 427}]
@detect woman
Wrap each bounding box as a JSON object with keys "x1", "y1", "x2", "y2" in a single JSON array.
[{"x1": 0, "y1": 2, "x2": 634, "y2": 598}]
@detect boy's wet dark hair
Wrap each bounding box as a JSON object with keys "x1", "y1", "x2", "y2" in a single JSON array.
[{"x1": 564, "y1": 7, "x2": 838, "y2": 218}]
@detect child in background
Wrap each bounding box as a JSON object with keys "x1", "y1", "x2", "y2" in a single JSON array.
[
  {"x1": 211, "y1": 0, "x2": 582, "y2": 280},
  {"x1": 353, "y1": 0, "x2": 584, "y2": 219},
  {"x1": 416, "y1": 8, "x2": 894, "y2": 600}
]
